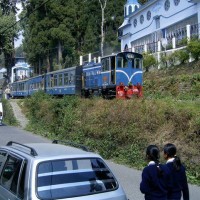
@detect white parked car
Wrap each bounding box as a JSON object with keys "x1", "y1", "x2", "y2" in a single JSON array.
[{"x1": 0, "y1": 140, "x2": 128, "y2": 200}]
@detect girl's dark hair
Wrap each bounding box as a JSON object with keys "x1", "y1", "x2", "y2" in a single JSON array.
[
  {"x1": 163, "y1": 143, "x2": 181, "y2": 171},
  {"x1": 146, "y1": 145, "x2": 160, "y2": 162},
  {"x1": 146, "y1": 145, "x2": 163, "y2": 176}
]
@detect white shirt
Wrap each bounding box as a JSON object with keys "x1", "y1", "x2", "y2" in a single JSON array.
[
  {"x1": 148, "y1": 161, "x2": 156, "y2": 166},
  {"x1": 166, "y1": 157, "x2": 175, "y2": 163}
]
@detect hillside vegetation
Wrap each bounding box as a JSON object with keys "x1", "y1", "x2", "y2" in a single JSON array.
[{"x1": 17, "y1": 61, "x2": 200, "y2": 185}]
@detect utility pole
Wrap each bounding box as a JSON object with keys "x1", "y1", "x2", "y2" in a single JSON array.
[{"x1": 99, "y1": 0, "x2": 107, "y2": 57}]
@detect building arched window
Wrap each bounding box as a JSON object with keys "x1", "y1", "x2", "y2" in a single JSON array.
[
  {"x1": 128, "y1": 5, "x2": 132, "y2": 15},
  {"x1": 140, "y1": 15, "x2": 144, "y2": 24},
  {"x1": 124, "y1": 44, "x2": 129, "y2": 51},
  {"x1": 134, "y1": 19, "x2": 137, "y2": 27},
  {"x1": 147, "y1": 11, "x2": 151, "y2": 21},
  {"x1": 124, "y1": 7, "x2": 127, "y2": 17},
  {"x1": 174, "y1": 0, "x2": 180, "y2": 6},
  {"x1": 164, "y1": 0, "x2": 170, "y2": 11}
]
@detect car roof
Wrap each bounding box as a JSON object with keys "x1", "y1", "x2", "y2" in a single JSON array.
[
  {"x1": 2, "y1": 142, "x2": 100, "y2": 160},
  {"x1": 28, "y1": 143, "x2": 95, "y2": 157}
]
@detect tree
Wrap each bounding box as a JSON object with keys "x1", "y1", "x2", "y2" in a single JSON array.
[
  {"x1": 83, "y1": 22, "x2": 99, "y2": 54},
  {"x1": 0, "y1": 0, "x2": 18, "y2": 15},
  {"x1": 99, "y1": 0, "x2": 107, "y2": 56},
  {"x1": 0, "y1": 3, "x2": 18, "y2": 79},
  {"x1": 21, "y1": 0, "x2": 124, "y2": 73}
]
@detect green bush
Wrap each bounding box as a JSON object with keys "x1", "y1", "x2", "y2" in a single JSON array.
[
  {"x1": 175, "y1": 49, "x2": 189, "y2": 64},
  {"x1": 167, "y1": 52, "x2": 177, "y2": 66},
  {"x1": 187, "y1": 39, "x2": 200, "y2": 60},
  {"x1": 177, "y1": 38, "x2": 188, "y2": 47},
  {"x1": 159, "y1": 53, "x2": 168, "y2": 68},
  {"x1": 143, "y1": 52, "x2": 157, "y2": 72}
]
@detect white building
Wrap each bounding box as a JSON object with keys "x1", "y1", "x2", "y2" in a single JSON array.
[
  {"x1": 119, "y1": 0, "x2": 200, "y2": 54},
  {"x1": 11, "y1": 57, "x2": 30, "y2": 83}
]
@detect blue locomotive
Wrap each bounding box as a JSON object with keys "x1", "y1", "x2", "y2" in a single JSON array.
[{"x1": 10, "y1": 51, "x2": 143, "y2": 99}]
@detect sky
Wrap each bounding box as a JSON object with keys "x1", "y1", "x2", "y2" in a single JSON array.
[{"x1": 14, "y1": 2, "x2": 23, "y2": 48}]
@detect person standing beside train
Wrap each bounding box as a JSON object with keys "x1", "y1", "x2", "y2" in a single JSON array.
[
  {"x1": 4, "y1": 86, "x2": 11, "y2": 99},
  {"x1": 163, "y1": 143, "x2": 189, "y2": 200},
  {"x1": 140, "y1": 145, "x2": 170, "y2": 200}
]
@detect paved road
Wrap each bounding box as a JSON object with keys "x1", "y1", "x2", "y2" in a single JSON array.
[{"x1": 0, "y1": 125, "x2": 200, "y2": 200}]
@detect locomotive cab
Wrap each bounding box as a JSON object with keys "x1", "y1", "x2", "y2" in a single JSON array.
[{"x1": 82, "y1": 51, "x2": 143, "y2": 99}]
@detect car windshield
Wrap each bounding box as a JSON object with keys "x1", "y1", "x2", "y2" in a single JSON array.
[{"x1": 36, "y1": 158, "x2": 118, "y2": 199}]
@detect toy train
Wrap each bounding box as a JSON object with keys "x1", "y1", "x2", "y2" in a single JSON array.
[{"x1": 10, "y1": 51, "x2": 143, "y2": 99}]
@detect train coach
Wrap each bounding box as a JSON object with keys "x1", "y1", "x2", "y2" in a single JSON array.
[{"x1": 10, "y1": 51, "x2": 143, "y2": 99}]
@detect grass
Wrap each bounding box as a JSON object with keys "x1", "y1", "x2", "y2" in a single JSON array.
[{"x1": 1, "y1": 99, "x2": 19, "y2": 126}]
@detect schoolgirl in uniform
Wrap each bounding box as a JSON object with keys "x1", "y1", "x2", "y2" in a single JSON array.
[
  {"x1": 140, "y1": 145, "x2": 170, "y2": 200},
  {"x1": 163, "y1": 143, "x2": 189, "y2": 200}
]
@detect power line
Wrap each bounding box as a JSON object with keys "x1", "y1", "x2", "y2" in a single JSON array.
[{"x1": 0, "y1": 0, "x2": 52, "y2": 36}]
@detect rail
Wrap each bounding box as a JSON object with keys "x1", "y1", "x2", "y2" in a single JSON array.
[{"x1": 6, "y1": 141, "x2": 38, "y2": 156}]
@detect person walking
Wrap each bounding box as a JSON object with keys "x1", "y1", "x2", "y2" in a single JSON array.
[
  {"x1": 163, "y1": 143, "x2": 189, "y2": 200},
  {"x1": 140, "y1": 145, "x2": 170, "y2": 200}
]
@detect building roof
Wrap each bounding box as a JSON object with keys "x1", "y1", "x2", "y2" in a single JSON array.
[
  {"x1": 118, "y1": 18, "x2": 131, "y2": 30},
  {"x1": 0, "y1": 68, "x2": 6, "y2": 73}
]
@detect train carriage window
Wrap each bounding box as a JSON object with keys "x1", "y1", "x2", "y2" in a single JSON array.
[
  {"x1": 58, "y1": 74, "x2": 63, "y2": 86},
  {"x1": 54, "y1": 75, "x2": 58, "y2": 86},
  {"x1": 123, "y1": 58, "x2": 128, "y2": 68},
  {"x1": 86, "y1": 71, "x2": 90, "y2": 76},
  {"x1": 102, "y1": 58, "x2": 110, "y2": 71},
  {"x1": 20, "y1": 83, "x2": 24, "y2": 91},
  {"x1": 69, "y1": 72, "x2": 75, "y2": 85},
  {"x1": 51, "y1": 77, "x2": 54, "y2": 87},
  {"x1": 47, "y1": 76, "x2": 50, "y2": 87},
  {"x1": 41, "y1": 78, "x2": 44, "y2": 89},
  {"x1": 117, "y1": 57, "x2": 123, "y2": 68},
  {"x1": 64, "y1": 73, "x2": 69, "y2": 85},
  {"x1": 135, "y1": 58, "x2": 141, "y2": 69},
  {"x1": 111, "y1": 56, "x2": 115, "y2": 70}
]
